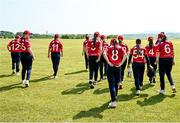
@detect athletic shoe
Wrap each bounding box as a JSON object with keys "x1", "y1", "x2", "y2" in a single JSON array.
[
  {"x1": 172, "y1": 85, "x2": 177, "y2": 93},
  {"x1": 150, "y1": 82, "x2": 155, "y2": 86},
  {"x1": 108, "y1": 101, "x2": 117, "y2": 108},
  {"x1": 16, "y1": 72, "x2": 20, "y2": 76},
  {"x1": 90, "y1": 84, "x2": 94, "y2": 89},
  {"x1": 93, "y1": 81, "x2": 97, "y2": 85},
  {"x1": 118, "y1": 83, "x2": 123, "y2": 90},
  {"x1": 158, "y1": 90, "x2": 165, "y2": 95},
  {"x1": 54, "y1": 76, "x2": 58, "y2": 79},
  {"x1": 22, "y1": 80, "x2": 26, "y2": 85},
  {"x1": 25, "y1": 80, "x2": 29, "y2": 87},
  {"x1": 89, "y1": 80, "x2": 93, "y2": 84},
  {"x1": 136, "y1": 90, "x2": 141, "y2": 96},
  {"x1": 86, "y1": 69, "x2": 89, "y2": 72}
]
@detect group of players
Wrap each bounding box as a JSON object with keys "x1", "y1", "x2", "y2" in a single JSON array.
[
  {"x1": 83, "y1": 32, "x2": 176, "y2": 108},
  {"x1": 7, "y1": 30, "x2": 176, "y2": 108},
  {"x1": 7, "y1": 30, "x2": 63, "y2": 87}
]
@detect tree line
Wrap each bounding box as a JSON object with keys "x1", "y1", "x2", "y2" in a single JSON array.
[{"x1": 1, "y1": 31, "x2": 180, "y2": 39}]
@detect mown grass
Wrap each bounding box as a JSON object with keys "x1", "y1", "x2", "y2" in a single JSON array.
[{"x1": 0, "y1": 38, "x2": 180, "y2": 122}]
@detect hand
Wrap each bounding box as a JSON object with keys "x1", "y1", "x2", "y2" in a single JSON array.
[
  {"x1": 48, "y1": 54, "x2": 50, "y2": 58},
  {"x1": 154, "y1": 62, "x2": 157, "y2": 65},
  {"x1": 173, "y1": 61, "x2": 175, "y2": 66},
  {"x1": 116, "y1": 63, "x2": 122, "y2": 67},
  {"x1": 96, "y1": 58, "x2": 100, "y2": 63},
  {"x1": 108, "y1": 62, "x2": 114, "y2": 67},
  {"x1": 32, "y1": 56, "x2": 35, "y2": 61}
]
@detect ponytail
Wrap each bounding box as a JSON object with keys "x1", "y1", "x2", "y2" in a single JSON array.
[
  {"x1": 149, "y1": 40, "x2": 154, "y2": 49},
  {"x1": 93, "y1": 37, "x2": 96, "y2": 48},
  {"x1": 136, "y1": 39, "x2": 142, "y2": 55}
]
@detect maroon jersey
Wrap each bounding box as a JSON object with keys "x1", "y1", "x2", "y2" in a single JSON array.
[
  {"x1": 145, "y1": 45, "x2": 159, "y2": 57},
  {"x1": 87, "y1": 40, "x2": 101, "y2": 56},
  {"x1": 49, "y1": 40, "x2": 63, "y2": 53},
  {"x1": 8, "y1": 39, "x2": 21, "y2": 52},
  {"x1": 20, "y1": 37, "x2": 31, "y2": 53},
  {"x1": 158, "y1": 41, "x2": 174, "y2": 58},
  {"x1": 106, "y1": 44, "x2": 125, "y2": 66},
  {"x1": 102, "y1": 40, "x2": 109, "y2": 51},
  {"x1": 83, "y1": 39, "x2": 89, "y2": 49},
  {"x1": 130, "y1": 46, "x2": 147, "y2": 63}
]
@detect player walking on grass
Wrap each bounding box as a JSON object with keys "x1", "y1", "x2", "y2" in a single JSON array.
[
  {"x1": 99, "y1": 35, "x2": 109, "y2": 81},
  {"x1": 145, "y1": 36, "x2": 159, "y2": 85},
  {"x1": 117, "y1": 35, "x2": 129, "y2": 89},
  {"x1": 86, "y1": 32, "x2": 102, "y2": 89},
  {"x1": 20, "y1": 30, "x2": 35, "y2": 87},
  {"x1": 48, "y1": 34, "x2": 63, "y2": 79},
  {"x1": 128, "y1": 39, "x2": 152, "y2": 96},
  {"x1": 7, "y1": 34, "x2": 21, "y2": 75},
  {"x1": 82, "y1": 34, "x2": 89, "y2": 71},
  {"x1": 103, "y1": 38, "x2": 126, "y2": 108},
  {"x1": 156, "y1": 33, "x2": 176, "y2": 94}
]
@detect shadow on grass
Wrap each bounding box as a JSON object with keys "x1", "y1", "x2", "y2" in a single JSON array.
[
  {"x1": 30, "y1": 75, "x2": 53, "y2": 83},
  {"x1": 61, "y1": 82, "x2": 89, "y2": 95},
  {"x1": 93, "y1": 88, "x2": 109, "y2": 95},
  {"x1": 117, "y1": 87, "x2": 149, "y2": 101},
  {"x1": 137, "y1": 94, "x2": 176, "y2": 106},
  {"x1": 73, "y1": 101, "x2": 110, "y2": 120},
  {"x1": 0, "y1": 74, "x2": 13, "y2": 78},
  {"x1": 64, "y1": 70, "x2": 87, "y2": 75},
  {"x1": 0, "y1": 82, "x2": 25, "y2": 92},
  {"x1": 141, "y1": 83, "x2": 154, "y2": 90}
]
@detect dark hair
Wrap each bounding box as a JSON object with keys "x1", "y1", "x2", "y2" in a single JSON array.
[
  {"x1": 149, "y1": 39, "x2": 154, "y2": 49},
  {"x1": 161, "y1": 35, "x2": 167, "y2": 42},
  {"x1": 93, "y1": 36, "x2": 96, "y2": 48},
  {"x1": 136, "y1": 39, "x2": 142, "y2": 55},
  {"x1": 113, "y1": 39, "x2": 118, "y2": 53},
  {"x1": 85, "y1": 34, "x2": 89, "y2": 40}
]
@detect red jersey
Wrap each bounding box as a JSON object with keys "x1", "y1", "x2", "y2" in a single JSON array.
[
  {"x1": 49, "y1": 40, "x2": 63, "y2": 53},
  {"x1": 106, "y1": 44, "x2": 125, "y2": 66},
  {"x1": 102, "y1": 41, "x2": 109, "y2": 51},
  {"x1": 145, "y1": 45, "x2": 158, "y2": 58},
  {"x1": 83, "y1": 39, "x2": 89, "y2": 49},
  {"x1": 8, "y1": 39, "x2": 21, "y2": 52},
  {"x1": 119, "y1": 43, "x2": 129, "y2": 53},
  {"x1": 87, "y1": 40, "x2": 102, "y2": 56},
  {"x1": 158, "y1": 41, "x2": 174, "y2": 58},
  {"x1": 20, "y1": 37, "x2": 31, "y2": 53},
  {"x1": 130, "y1": 46, "x2": 147, "y2": 63}
]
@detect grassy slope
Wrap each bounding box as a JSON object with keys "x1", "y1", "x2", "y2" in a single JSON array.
[{"x1": 0, "y1": 39, "x2": 180, "y2": 122}]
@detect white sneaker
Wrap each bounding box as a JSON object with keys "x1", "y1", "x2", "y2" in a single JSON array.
[
  {"x1": 158, "y1": 90, "x2": 165, "y2": 95},
  {"x1": 136, "y1": 90, "x2": 141, "y2": 96},
  {"x1": 108, "y1": 101, "x2": 117, "y2": 108},
  {"x1": 25, "y1": 80, "x2": 29, "y2": 87},
  {"x1": 150, "y1": 83, "x2": 155, "y2": 86},
  {"x1": 54, "y1": 76, "x2": 58, "y2": 79},
  {"x1": 22, "y1": 80, "x2": 26, "y2": 85},
  {"x1": 16, "y1": 72, "x2": 20, "y2": 76},
  {"x1": 172, "y1": 85, "x2": 177, "y2": 93},
  {"x1": 140, "y1": 86, "x2": 142, "y2": 90}
]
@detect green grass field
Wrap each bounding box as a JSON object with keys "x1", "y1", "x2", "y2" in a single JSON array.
[{"x1": 0, "y1": 38, "x2": 180, "y2": 122}]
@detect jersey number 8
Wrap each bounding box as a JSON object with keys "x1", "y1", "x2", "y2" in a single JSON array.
[{"x1": 112, "y1": 50, "x2": 118, "y2": 60}]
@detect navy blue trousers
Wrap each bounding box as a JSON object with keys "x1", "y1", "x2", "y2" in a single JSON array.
[
  {"x1": 159, "y1": 58, "x2": 174, "y2": 90},
  {"x1": 11, "y1": 52, "x2": 21, "y2": 72},
  {"x1": 88, "y1": 56, "x2": 99, "y2": 81},
  {"x1": 132, "y1": 62, "x2": 145, "y2": 90},
  {"x1": 99, "y1": 55, "x2": 107, "y2": 79},
  {"x1": 84, "y1": 53, "x2": 89, "y2": 69},
  {"x1": 120, "y1": 59, "x2": 127, "y2": 82},
  {"x1": 107, "y1": 66, "x2": 121, "y2": 102},
  {"x1": 21, "y1": 53, "x2": 33, "y2": 80},
  {"x1": 51, "y1": 52, "x2": 60, "y2": 76}
]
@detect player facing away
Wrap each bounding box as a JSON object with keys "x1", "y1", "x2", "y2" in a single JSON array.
[
  {"x1": 117, "y1": 35, "x2": 129, "y2": 89},
  {"x1": 128, "y1": 39, "x2": 152, "y2": 96},
  {"x1": 156, "y1": 33, "x2": 176, "y2": 94},
  {"x1": 20, "y1": 30, "x2": 35, "y2": 87},
  {"x1": 82, "y1": 34, "x2": 89, "y2": 71},
  {"x1": 145, "y1": 36, "x2": 159, "y2": 85},
  {"x1": 48, "y1": 34, "x2": 63, "y2": 79},
  {"x1": 86, "y1": 32, "x2": 102, "y2": 89},
  {"x1": 99, "y1": 35, "x2": 109, "y2": 81},
  {"x1": 7, "y1": 34, "x2": 21, "y2": 75},
  {"x1": 103, "y1": 38, "x2": 126, "y2": 108}
]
